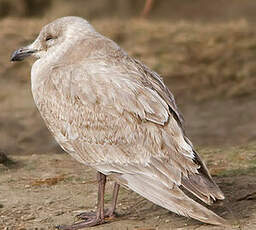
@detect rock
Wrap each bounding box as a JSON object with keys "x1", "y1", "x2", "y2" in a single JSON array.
[
  {"x1": 54, "y1": 210, "x2": 64, "y2": 216},
  {"x1": 0, "y1": 151, "x2": 16, "y2": 167},
  {"x1": 0, "y1": 152, "x2": 8, "y2": 163},
  {"x1": 21, "y1": 213, "x2": 35, "y2": 221}
]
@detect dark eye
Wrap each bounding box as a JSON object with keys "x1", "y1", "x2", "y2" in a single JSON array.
[{"x1": 45, "y1": 35, "x2": 53, "y2": 41}]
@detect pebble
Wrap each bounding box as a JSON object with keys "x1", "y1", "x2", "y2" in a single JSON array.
[
  {"x1": 21, "y1": 213, "x2": 35, "y2": 221},
  {"x1": 45, "y1": 199, "x2": 54, "y2": 205},
  {"x1": 54, "y1": 210, "x2": 64, "y2": 216}
]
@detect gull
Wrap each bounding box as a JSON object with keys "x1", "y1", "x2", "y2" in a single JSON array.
[{"x1": 11, "y1": 16, "x2": 227, "y2": 229}]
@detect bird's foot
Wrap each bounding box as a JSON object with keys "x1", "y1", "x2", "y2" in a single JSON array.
[
  {"x1": 56, "y1": 209, "x2": 117, "y2": 230},
  {"x1": 56, "y1": 216, "x2": 104, "y2": 230},
  {"x1": 76, "y1": 209, "x2": 117, "y2": 220}
]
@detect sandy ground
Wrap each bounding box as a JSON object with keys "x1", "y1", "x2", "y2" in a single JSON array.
[
  {"x1": 0, "y1": 17, "x2": 256, "y2": 229},
  {"x1": 1, "y1": 146, "x2": 256, "y2": 230}
]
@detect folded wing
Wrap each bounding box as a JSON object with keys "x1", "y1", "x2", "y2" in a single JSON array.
[{"x1": 44, "y1": 49, "x2": 225, "y2": 225}]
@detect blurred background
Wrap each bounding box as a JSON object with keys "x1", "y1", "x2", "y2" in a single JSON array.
[
  {"x1": 1, "y1": 0, "x2": 255, "y2": 153},
  {"x1": 0, "y1": 1, "x2": 256, "y2": 229}
]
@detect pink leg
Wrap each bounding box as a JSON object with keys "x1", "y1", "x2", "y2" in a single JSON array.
[{"x1": 56, "y1": 172, "x2": 108, "y2": 230}]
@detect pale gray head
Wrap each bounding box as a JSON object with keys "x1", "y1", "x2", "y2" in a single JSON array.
[{"x1": 11, "y1": 16, "x2": 96, "y2": 62}]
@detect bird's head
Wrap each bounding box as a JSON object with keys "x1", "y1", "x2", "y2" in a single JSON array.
[{"x1": 10, "y1": 16, "x2": 95, "y2": 62}]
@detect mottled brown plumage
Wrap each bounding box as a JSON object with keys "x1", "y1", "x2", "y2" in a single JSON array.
[{"x1": 11, "y1": 16, "x2": 227, "y2": 228}]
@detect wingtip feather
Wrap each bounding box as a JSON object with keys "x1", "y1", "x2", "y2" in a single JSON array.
[{"x1": 116, "y1": 173, "x2": 227, "y2": 226}]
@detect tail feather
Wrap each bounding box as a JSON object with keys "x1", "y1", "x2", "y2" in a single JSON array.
[{"x1": 116, "y1": 173, "x2": 228, "y2": 226}]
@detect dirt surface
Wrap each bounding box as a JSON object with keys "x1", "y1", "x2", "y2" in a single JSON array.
[
  {"x1": 1, "y1": 146, "x2": 256, "y2": 230},
  {"x1": 0, "y1": 15, "x2": 256, "y2": 230}
]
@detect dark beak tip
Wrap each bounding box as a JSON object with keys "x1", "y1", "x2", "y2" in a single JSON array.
[
  {"x1": 10, "y1": 55, "x2": 17, "y2": 62},
  {"x1": 10, "y1": 50, "x2": 22, "y2": 62},
  {"x1": 10, "y1": 51, "x2": 16, "y2": 62},
  {"x1": 10, "y1": 47, "x2": 35, "y2": 62}
]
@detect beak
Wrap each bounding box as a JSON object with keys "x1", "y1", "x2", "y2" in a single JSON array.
[{"x1": 10, "y1": 46, "x2": 36, "y2": 62}]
